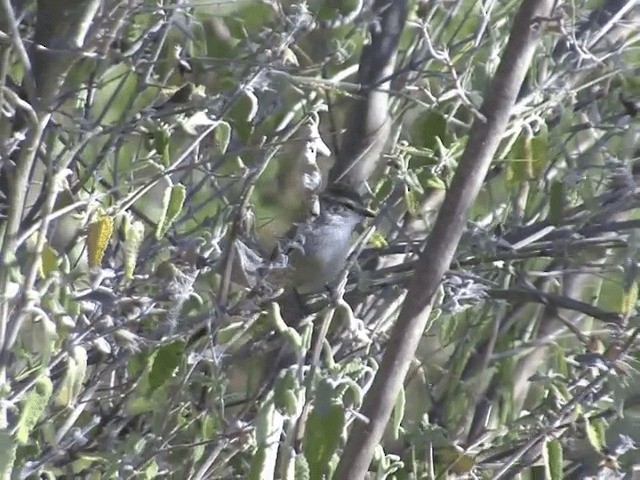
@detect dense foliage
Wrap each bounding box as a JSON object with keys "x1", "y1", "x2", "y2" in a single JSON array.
[{"x1": 1, "y1": 0, "x2": 639, "y2": 478}]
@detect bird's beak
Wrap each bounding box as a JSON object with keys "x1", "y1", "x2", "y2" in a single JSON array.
[
  {"x1": 359, "y1": 206, "x2": 376, "y2": 218},
  {"x1": 344, "y1": 201, "x2": 376, "y2": 218},
  {"x1": 321, "y1": 186, "x2": 376, "y2": 218}
]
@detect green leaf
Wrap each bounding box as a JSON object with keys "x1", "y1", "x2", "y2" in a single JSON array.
[
  {"x1": 411, "y1": 110, "x2": 448, "y2": 153},
  {"x1": 436, "y1": 446, "x2": 475, "y2": 474},
  {"x1": 543, "y1": 438, "x2": 563, "y2": 480},
  {"x1": 274, "y1": 371, "x2": 300, "y2": 416},
  {"x1": 58, "y1": 363, "x2": 77, "y2": 407},
  {"x1": 404, "y1": 188, "x2": 419, "y2": 216},
  {"x1": 621, "y1": 281, "x2": 638, "y2": 315},
  {"x1": 143, "y1": 460, "x2": 158, "y2": 479},
  {"x1": 200, "y1": 414, "x2": 217, "y2": 439},
  {"x1": 368, "y1": 231, "x2": 388, "y2": 249},
  {"x1": 92, "y1": 64, "x2": 138, "y2": 125},
  {"x1": 294, "y1": 453, "x2": 310, "y2": 480},
  {"x1": 554, "y1": 344, "x2": 569, "y2": 378},
  {"x1": 29, "y1": 316, "x2": 57, "y2": 371},
  {"x1": 424, "y1": 174, "x2": 446, "y2": 190},
  {"x1": 215, "y1": 121, "x2": 231, "y2": 155},
  {"x1": 0, "y1": 429, "x2": 17, "y2": 480},
  {"x1": 507, "y1": 133, "x2": 533, "y2": 182},
  {"x1": 236, "y1": 3, "x2": 276, "y2": 30},
  {"x1": 155, "y1": 184, "x2": 186, "y2": 239},
  {"x1": 56, "y1": 346, "x2": 88, "y2": 407},
  {"x1": 584, "y1": 415, "x2": 605, "y2": 452},
  {"x1": 72, "y1": 454, "x2": 107, "y2": 474},
  {"x1": 530, "y1": 126, "x2": 548, "y2": 177},
  {"x1": 71, "y1": 346, "x2": 88, "y2": 402},
  {"x1": 127, "y1": 350, "x2": 148, "y2": 378},
  {"x1": 152, "y1": 126, "x2": 171, "y2": 166},
  {"x1": 40, "y1": 244, "x2": 58, "y2": 278},
  {"x1": 215, "y1": 321, "x2": 245, "y2": 344},
  {"x1": 390, "y1": 386, "x2": 405, "y2": 441},
  {"x1": 249, "y1": 447, "x2": 267, "y2": 480},
  {"x1": 232, "y1": 89, "x2": 259, "y2": 123},
  {"x1": 225, "y1": 17, "x2": 249, "y2": 41},
  {"x1": 122, "y1": 213, "x2": 145, "y2": 280},
  {"x1": 251, "y1": 400, "x2": 283, "y2": 480},
  {"x1": 303, "y1": 402, "x2": 345, "y2": 480},
  {"x1": 16, "y1": 375, "x2": 53, "y2": 444},
  {"x1": 266, "y1": 302, "x2": 302, "y2": 349},
  {"x1": 148, "y1": 341, "x2": 184, "y2": 393}
]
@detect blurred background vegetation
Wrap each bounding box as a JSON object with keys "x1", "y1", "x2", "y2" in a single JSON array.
[{"x1": 1, "y1": 0, "x2": 640, "y2": 478}]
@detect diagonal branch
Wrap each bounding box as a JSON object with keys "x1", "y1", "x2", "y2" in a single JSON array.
[{"x1": 334, "y1": 1, "x2": 555, "y2": 477}]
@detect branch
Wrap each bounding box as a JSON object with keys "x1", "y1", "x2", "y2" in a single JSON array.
[
  {"x1": 488, "y1": 287, "x2": 623, "y2": 324},
  {"x1": 329, "y1": 0, "x2": 408, "y2": 189},
  {"x1": 32, "y1": 0, "x2": 101, "y2": 107},
  {"x1": 334, "y1": 1, "x2": 555, "y2": 477}
]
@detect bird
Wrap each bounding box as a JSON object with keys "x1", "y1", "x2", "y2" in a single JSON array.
[{"x1": 281, "y1": 184, "x2": 375, "y2": 297}]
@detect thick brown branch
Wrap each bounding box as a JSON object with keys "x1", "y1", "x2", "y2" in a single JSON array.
[{"x1": 329, "y1": 0, "x2": 408, "y2": 189}]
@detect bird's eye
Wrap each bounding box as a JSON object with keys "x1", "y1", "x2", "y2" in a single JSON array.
[{"x1": 328, "y1": 204, "x2": 342, "y2": 214}]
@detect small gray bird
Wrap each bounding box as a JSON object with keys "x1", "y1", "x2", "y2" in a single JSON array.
[
  {"x1": 284, "y1": 184, "x2": 375, "y2": 295},
  {"x1": 258, "y1": 185, "x2": 375, "y2": 391}
]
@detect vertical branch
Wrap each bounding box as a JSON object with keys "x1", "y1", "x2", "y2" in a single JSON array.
[
  {"x1": 329, "y1": 0, "x2": 408, "y2": 190},
  {"x1": 33, "y1": 0, "x2": 101, "y2": 107}
]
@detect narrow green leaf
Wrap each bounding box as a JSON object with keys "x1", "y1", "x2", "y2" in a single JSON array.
[
  {"x1": 0, "y1": 429, "x2": 17, "y2": 480},
  {"x1": 249, "y1": 447, "x2": 267, "y2": 480},
  {"x1": 165, "y1": 184, "x2": 186, "y2": 233},
  {"x1": 40, "y1": 244, "x2": 58, "y2": 278},
  {"x1": 123, "y1": 214, "x2": 145, "y2": 280},
  {"x1": 229, "y1": 89, "x2": 258, "y2": 123},
  {"x1": 266, "y1": 302, "x2": 302, "y2": 348},
  {"x1": 31, "y1": 316, "x2": 57, "y2": 371},
  {"x1": 251, "y1": 400, "x2": 283, "y2": 480},
  {"x1": 143, "y1": 460, "x2": 159, "y2": 479},
  {"x1": 404, "y1": 188, "x2": 418, "y2": 216},
  {"x1": 294, "y1": 453, "x2": 310, "y2": 480},
  {"x1": 436, "y1": 446, "x2": 475, "y2": 474},
  {"x1": 215, "y1": 121, "x2": 231, "y2": 154},
  {"x1": 71, "y1": 346, "x2": 88, "y2": 402},
  {"x1": 530, "y1": 127, "x2": 548, "y2": 178},
  {"x1": 303, "y1": 402, "x2": 345, "y2": 480},
  {"x1": 55, "y1": 346, "x2": 87, "y2": 407},
  {"x1": 507, "y1": 133, "x2": 533, "y2": 182},
  {"x1": 56, "y1": 356, "x2": 77, "y2": 407},
  {"x1": 584, "y1": 415, "x2": 605, "y2": 452},
  {"x1": 155, "y1": 184, "x2": 186, "y2": 239},
  {"x1": 424, "y1": 174, "x2": 446, "y2": 190},
  {"x1": 554, "y1": 344, "x2": 569, "y2": 377},
  {"x1": 390, "y1": 386, "x2": 405, "y2": 441},
  {"x1": 543, "y1": 438, "x2": 563, "y2": 480},
  {"x1": 274, "y1": 371, "x2": 300, "y2": 416},
  {"x1": 16, "y1": 376, "x2": 53, "y2": 444},
  {"x1": 621, "y1": 281, "x2": 638, "y2": 314},
  {"x1": 152, "y1": 126, "x2": 171, "y2": 166}
]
